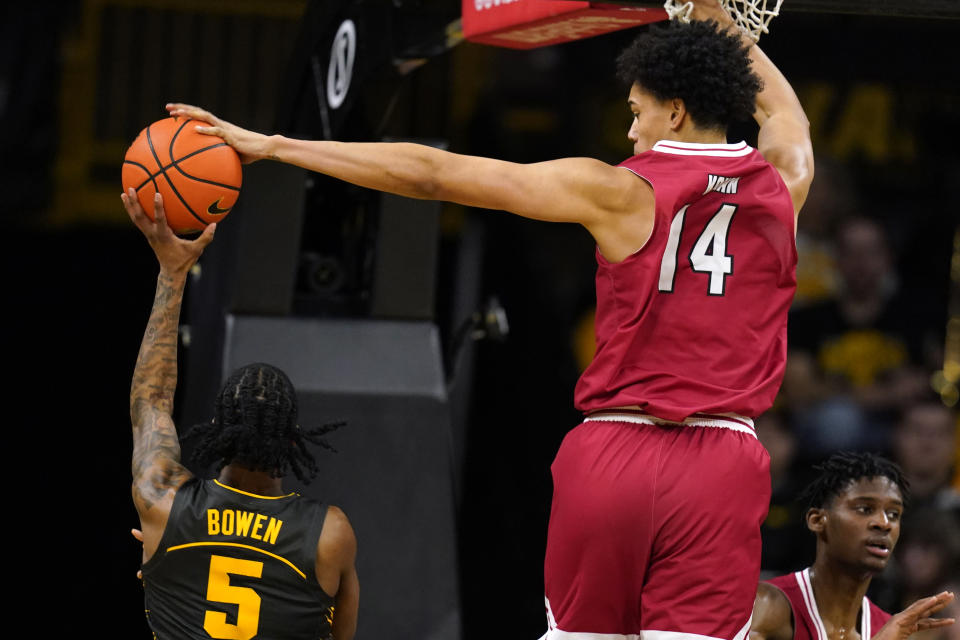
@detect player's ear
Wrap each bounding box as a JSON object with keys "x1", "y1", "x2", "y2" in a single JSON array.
[
  {"x1": 669, "y1": 98, "x2": 686, "y2": 130},
  {"x1": 806, "y1": 507, "x2": 826, "y2": 534}
]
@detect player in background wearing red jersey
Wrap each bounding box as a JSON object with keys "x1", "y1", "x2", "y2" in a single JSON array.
[
  {"x1": 166, "y1": 0, "x2": 812, "y2": 637},
  {"x1": 752, "y1": 452, "x2": 954, "y2": 640}
]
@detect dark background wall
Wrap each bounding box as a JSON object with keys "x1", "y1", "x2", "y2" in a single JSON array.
[{"x1": 3, "y1": 1, "x2": 957, "y2": 636}]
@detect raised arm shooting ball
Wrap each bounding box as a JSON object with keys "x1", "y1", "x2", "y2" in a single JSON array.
[{"x1": 121, "y1": 116, "x2": 242, "y2": 234}]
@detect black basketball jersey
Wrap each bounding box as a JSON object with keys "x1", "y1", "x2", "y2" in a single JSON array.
[{"x1": 142, "y1": 478, "x2": 335, "y2": 639}]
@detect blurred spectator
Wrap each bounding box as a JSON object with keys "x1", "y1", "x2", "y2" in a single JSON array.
[
  {"x1": 891, "y1": 508, "x2": 960, "y2": 608},
  {"x1": 792, "y1": 157, "x2": 860, "y2": 309},
  {"x1": 869, "y1": 400, "x2": 959, "y2": 615},
  {"x1": 757, "y1": 410, "x2": 814, "y2": 577},
  {"x1": 938, "y1": 580, "x2": 960, "y2": 640},
  {"x1": 885, "y1": 402, "x2": 959, "y2": 626},
  {"x1": 784, "y1": 216, "x2": 937, "y2": 456},
  {"x1": 893, "y1": 400, "x2": 960, "y2": 514}
]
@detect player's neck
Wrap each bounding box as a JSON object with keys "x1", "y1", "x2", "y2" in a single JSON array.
[
  {"x1": 218, "y1": 464, "x2": 286, "y2": 496},
  {"x1": 670, "y1": 126, "x2": 728, "y2": 146},
  {"x1": 808, "y1": 561, "x2": 872, "y2": 633}
]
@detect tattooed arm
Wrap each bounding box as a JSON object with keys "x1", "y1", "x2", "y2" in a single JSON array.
[{"x1": 123, "y1": 190, "x2": 216, "y2": 560}]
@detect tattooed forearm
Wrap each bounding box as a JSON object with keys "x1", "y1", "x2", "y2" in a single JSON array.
[
  {"x1": 130, "y1": 270, "x2": 193, "y2": 510},
  {"x1": 131, "y1": 272, "x2": 183, "y2": 415}
]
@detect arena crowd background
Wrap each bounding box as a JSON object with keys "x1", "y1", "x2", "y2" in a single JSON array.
[{"x1": 3, "y1": 1, "x2": 958, "y2": 636}]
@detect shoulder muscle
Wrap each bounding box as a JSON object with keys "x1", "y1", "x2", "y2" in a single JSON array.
[
  {"x1": 751, "y1": 582, "x2": 795, "y2": 640},
  {"x1": 315, "y1": 506, "x2": 357, "y2": 590}
]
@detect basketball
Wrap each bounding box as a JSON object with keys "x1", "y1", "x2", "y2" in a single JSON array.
[{"x1": 122, "y1": 116, "x2": 242, "y2": 234}]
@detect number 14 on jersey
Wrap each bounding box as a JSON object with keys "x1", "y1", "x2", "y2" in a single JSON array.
[{"x1": 658, "y1": 203, "x2": 737, "y2": 296}]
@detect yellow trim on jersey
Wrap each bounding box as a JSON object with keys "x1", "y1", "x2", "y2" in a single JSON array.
[
  {"x1": 213, "y1": 479, "x2": 297, "y2": 500},
  {"x1": 166, "y1": 542, "x2": 307, "y2": 579}
]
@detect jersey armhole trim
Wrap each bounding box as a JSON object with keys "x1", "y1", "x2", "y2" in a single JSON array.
[
  {"x1": 141, "y1": 477, "x2": 198, "y2": 574},
  {"x1": 595, "y1": 167, "x2": 657, "y2": 265},
  {"x1": 306, "y1": 503, "x2": 330, "y2": 590}
]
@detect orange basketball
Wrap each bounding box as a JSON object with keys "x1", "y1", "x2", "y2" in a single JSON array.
[{"x1": 122, "y1": 116, "x2": 242, "y2": 234}]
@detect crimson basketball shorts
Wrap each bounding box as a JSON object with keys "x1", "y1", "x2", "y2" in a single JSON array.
[{"x1": 542, "y1": 412, "x2": 771, "y2": 640}]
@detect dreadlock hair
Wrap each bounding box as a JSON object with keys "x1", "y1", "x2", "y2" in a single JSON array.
[
  {"x1": 799, "y1": 451, "x2": 910, "y2": 511},
  {"x1": 187, "y1": 363, "x2": 342, "y2": 483},
  {"x1": 616, "y1": 19, "x2": 761, "y2": 131}
]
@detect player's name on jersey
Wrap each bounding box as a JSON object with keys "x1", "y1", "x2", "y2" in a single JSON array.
[
  {"x1": 703, "y1": 174, "x2": 740, "y2": 195},
  {"x1": 206, "y1": 508, "x2": 283, "y2": 545}
]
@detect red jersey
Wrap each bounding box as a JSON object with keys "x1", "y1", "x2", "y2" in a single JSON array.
[
  {"x1": 574, "y1": 140, "x2": 797, "y2": 421},
  {"x1": 766, "y1": 569, "x2": 892, "y2": 640}
]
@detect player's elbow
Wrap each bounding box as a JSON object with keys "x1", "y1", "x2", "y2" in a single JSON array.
[
  {"x1": 411, "y1": 174, "x2": 443, "y2": 200},
  {"x1": 385, "y1": 143, "x2": 447, "y2": 200}
]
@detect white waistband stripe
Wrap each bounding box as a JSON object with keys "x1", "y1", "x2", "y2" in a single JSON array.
[
  {"x1": 541, "y1": 595, "x2": 752, "y2": 640},
  {"x1": 644, "y1": 631, "x2": 742, "y2": 640},
  {"x1": 541, "y1": 633, "x2": 641, "y2": 640},
  {"x1": 583, "y1": 412, "x2": 756, "y2": 438},
  {"x1": 540, "y1": 628, "x2": 747, "y2": 640},
  {"x1": 541, "y1": 633, "x2": 639, "y2": 640}
]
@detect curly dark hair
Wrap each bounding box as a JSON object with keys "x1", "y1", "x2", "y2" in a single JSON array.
[
  {"x1": 616, "y1": 19, "x2": 761, "y2": 130},
  {"x1": 187, "y1": 363, "x2": 342, "y2": 483},
  {"x1": 799, "y1": 451, "x2": 910, "y2": 511}
]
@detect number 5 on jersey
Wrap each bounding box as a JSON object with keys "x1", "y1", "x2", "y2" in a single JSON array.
[
  {"x1": 658, "y1": 203, "x2": 737, "y2": 296},
  {"x1": 204, "y1": 555, "x2": 264, "y2": 640}
]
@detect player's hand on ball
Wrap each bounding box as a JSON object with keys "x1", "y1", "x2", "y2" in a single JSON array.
[
  {"x1": 874, "y1": 591, "x2": 955, "y2": 640},
  {"x1": 166, "y1": 103, "x2": 272, "y2": 164},
  {"x1": 122, "y1": 189, "x2": 216, "y2": 275}
]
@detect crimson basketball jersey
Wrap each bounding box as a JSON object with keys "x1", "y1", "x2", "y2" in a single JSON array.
[
  {"x1": 574, "y1": 140, "x2": 797, "y2": 421},
  {"x1": 766, "y1": 569, "x2": 891, "y2": 640}
]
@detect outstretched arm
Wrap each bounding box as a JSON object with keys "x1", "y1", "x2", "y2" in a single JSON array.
[
  {"x1": 125, "y1": 190, "x2": 216, "y2": 557},
  {"x1": 691, "y1": 0, "x2": 814, "y2": 215},
  {"x1": 165, "y1": 103, "x2": 654, "y2": 262}
]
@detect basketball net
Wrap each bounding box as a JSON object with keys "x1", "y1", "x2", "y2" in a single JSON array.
[{"x1": 663, "y1": 0, "x2": 783, "y2": 42}]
